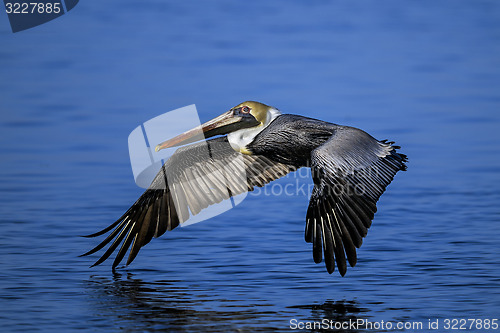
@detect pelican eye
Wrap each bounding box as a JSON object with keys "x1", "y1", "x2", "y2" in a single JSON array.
[{"x1": 242, "y1": 106, "x2": 251, "y2": 114}]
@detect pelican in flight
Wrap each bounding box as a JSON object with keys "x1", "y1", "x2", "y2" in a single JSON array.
[{"x1": 82, "y1": 101, "x2": 407, "y2": 276}]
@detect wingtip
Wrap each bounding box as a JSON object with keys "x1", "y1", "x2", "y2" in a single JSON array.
[
  {"x1": 89, "y1": 259, "x2": 111, "y2": 269},
  {"x1": 348, "y1": 257, "x2": 357, "y2": 268},
  {"x1": 111, "y1": 263, "x2": 127, "y2": 273},
  {"x1": 81, "y1": 231, "x2": 106, "y2": 238}
]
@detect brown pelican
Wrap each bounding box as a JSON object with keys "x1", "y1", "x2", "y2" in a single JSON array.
[{"x1": 82, "y1": 101, "x2": 407, "y2": 276}]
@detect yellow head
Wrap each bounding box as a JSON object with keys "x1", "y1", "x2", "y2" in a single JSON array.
[{"x1": 229, "y1": 101, "x2": 274, "y2": 125}]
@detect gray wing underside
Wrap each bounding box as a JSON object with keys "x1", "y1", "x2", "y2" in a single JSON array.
[
  {"x1": 305, "y1": 126, "x2": 407, "y2": 276},
  {"x1": 82, "y1": 136, "x2": 295, "y2": 269}
]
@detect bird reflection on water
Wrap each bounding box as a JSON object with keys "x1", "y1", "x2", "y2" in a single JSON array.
[{"x1": 84, "y1": 273, "x2": 373, "y2": 332}]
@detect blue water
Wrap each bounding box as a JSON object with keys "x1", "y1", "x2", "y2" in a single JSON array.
[{"x1": 1, "y1": 1, "x2": 500, "y2": 332}]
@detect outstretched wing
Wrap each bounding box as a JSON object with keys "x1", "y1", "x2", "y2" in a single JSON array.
[
  {"x1": 305, "y1": 126, "x2": 407, "y2": 276},
  {"x1": 82, "y1": 136, "x2": 295, "y2": 269}
]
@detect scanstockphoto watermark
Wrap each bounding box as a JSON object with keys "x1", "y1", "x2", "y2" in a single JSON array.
[
  {"x1": 128, "y1": 105, "x2": 379, "y2": 227},
  {"x1": 290, "y1": 318, "x2": 424, "y2": 331},
  {"x1": 248, "y1": 162, "x2": 379, "y2": 198},
  {"x1": 128, "y1": 105, "x2": 249, "y2": 227},
  {"x1": 289, "y1": 318, "x2": 499, "y2": 331}
]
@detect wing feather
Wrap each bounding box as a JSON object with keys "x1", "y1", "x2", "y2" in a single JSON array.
[
  {"x1": 306, "y1": 126, "x2": 407, "y2": 276},
  {"x1": 82, "y1": 136, "x2": 295, "y2": 269}
]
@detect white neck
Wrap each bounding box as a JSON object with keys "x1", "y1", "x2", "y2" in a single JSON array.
[{"x1": 227, "y1": 107, "x2": 281, "y2": 154}]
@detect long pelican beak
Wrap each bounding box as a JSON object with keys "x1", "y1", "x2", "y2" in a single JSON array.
[{"x1": 155, "y1": 110, "x2": 259, "y2": 152}]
